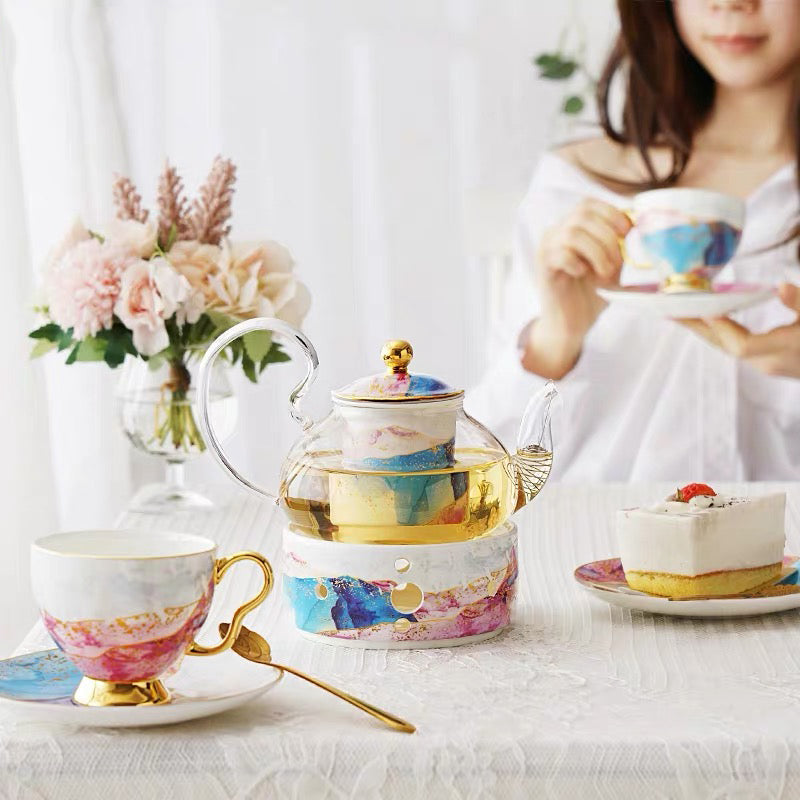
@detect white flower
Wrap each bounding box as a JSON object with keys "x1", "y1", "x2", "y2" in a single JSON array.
[{"x1": 106, "y1": 218, "x2": 158, "y2": 259}]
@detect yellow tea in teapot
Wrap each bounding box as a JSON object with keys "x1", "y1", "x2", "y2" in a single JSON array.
[{"x1": 279, "y1": 446, "x2": 552, "y2": 545}]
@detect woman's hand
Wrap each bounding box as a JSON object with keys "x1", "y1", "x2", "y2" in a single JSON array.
[
  {"x1": 522, "y1": 198, "x2": 632, "y2": 379},
  {"x1": 680, "y1": 283, "x2": 800, "y2": 378}
]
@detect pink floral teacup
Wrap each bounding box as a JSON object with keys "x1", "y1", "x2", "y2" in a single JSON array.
[{"x1": 31, "y1": 530, "x2": 273, "y2": 707}]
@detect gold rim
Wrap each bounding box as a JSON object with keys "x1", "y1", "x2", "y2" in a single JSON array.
[{"x1": 33, "y1": 530, "x2": 216, "y2": 560}]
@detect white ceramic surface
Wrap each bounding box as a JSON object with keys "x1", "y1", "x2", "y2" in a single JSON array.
[
  {"x1": 32, "y1": 530, "x2": 216, "y2": 621},
  {"x1": 0, "y1": 649, "x2": 282, "y2": 728},
  {"x1": 577, "y1": 582, "x2": 800, "y2": 618},
  {"x1": 597, "y1": 283, "x2": 774, "y2": 318},
  {"x1": 338, "y1": 397, "x2": 459, "y2": 470},
  {"x1": 633, "y1": 187, "x2": 745, "y2": 226}
]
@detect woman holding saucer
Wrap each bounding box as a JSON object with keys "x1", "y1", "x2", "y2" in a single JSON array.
[{"x1": 470, "y1": 0, "x2": 800, "y2": 481}]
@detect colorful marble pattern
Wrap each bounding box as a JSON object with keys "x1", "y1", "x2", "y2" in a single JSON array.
[
  {"x1": 330, "y1": 466, "x2": 468, "y2": 527},
  {"x1": 42, "y1": 580, "x2": 214, "y2": 682},
  {"x1": 358, "y1": 434, "x2": 455, "y2": 472},
  {"x1": 284, "y1": 546, "x2": 517, "y2": 642},
  {"x1": 0, "y1": 649, "x2": 81, "y2": 701},
  {"x1": 337, "y1": 371, "x2": 454, "y2": 400}
]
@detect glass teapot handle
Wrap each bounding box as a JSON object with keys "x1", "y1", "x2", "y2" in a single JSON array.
[{"x1": 196, "y1": 317, "x2": 319, "y2": 503}]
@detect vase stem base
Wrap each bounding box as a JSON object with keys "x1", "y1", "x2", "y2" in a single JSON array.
[{"x1": 128, "y1": 482, "x2": 217, "y2": 514}]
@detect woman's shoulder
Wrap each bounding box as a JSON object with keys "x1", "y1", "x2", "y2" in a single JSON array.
[{"x1": 546, "y1": 136, "x2": 672, "y2": 191}]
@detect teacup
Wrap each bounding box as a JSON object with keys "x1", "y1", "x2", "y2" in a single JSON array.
[
  {"x1": 625, "y1": 188, "x2": 745, "y2": 292},
  {"x1": 31, "y1": 530, "x2": 273, "y2": 707}
]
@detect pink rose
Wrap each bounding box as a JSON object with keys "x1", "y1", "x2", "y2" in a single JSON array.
[
  {"x1": 47, "y1": 238, "x2": 134, "y2": 339},
  {"x1": 114, "y1": 258, "x2": 191, "y2": 356}
]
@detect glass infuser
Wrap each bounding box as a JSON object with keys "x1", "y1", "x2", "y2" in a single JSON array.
[{"x1": 197, "y1": 318, "x2": 557, "y2": 545}]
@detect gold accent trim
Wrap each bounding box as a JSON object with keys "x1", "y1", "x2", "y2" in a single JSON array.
[
  {"x1": 382, "y1": 340, "x2": 413, "y2": 374},
  {"x1": 72, "y1": 677, "x2": 170, "y2": 707},
  {"x1": 187, "y1": 551, "x2": 274, "y2": 656},
  {"x1": 661, "y1": 273, "x2": 712, "y2": 292},
  {"x1": 332, "y1": 391, "x2": 464, "y2": 404},
  {"x1": 33, "y1": 530, "x2": 216, "y2": 560}
]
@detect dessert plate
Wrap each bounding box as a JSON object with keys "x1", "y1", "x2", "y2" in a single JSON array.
[
  {"x1": 575, "y1": 555, "x2": 800, "y2": 618},
  {"x1": 0, "y1": 647, "x2": 281, "y2": 727},
  {"x1": 597, "y1": 282, "x2": 774, "y2": 319}
]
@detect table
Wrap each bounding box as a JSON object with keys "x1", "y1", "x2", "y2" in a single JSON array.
[{"x1": 4, "y1": 483, "x2": 800, "y2": 798}]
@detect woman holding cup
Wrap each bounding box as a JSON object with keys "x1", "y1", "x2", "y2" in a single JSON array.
[{"x1": 470, "y1": 0, "x2": 800, "y2": 481}]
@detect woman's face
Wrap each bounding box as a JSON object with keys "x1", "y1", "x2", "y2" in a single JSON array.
[{"x1": 673, "y1": 0, "x2": 800, "y2": 90}]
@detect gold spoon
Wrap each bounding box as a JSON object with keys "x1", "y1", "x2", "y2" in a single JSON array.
[{"x1": 219, "y1": 623, "x2": 415, "y2": 734}]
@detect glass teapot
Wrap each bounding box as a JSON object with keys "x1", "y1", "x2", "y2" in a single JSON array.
[{"x1": 196, "y1": 318, "x2": 557, "y2": 545}]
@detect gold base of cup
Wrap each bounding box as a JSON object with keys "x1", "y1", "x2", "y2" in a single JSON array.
[
  {"x1": 72, "y1": 676, "x2": 171, "y2": 707},
  {"x1": 661, "y1": 273, "x2": 712, "y2": 293}
]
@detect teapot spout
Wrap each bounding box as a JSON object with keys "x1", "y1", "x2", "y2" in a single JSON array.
[{"x1": 510, "y1": 381, "x2": 557, "y2": 511}]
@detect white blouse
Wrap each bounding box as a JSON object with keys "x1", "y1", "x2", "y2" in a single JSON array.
[{"x1": 466, "y1": 152, "x2": 800, "y2": 482}]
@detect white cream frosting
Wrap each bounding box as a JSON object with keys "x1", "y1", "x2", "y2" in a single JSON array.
[{"x1": 618, "y1": 493, "x2": 785, "y2": 576}]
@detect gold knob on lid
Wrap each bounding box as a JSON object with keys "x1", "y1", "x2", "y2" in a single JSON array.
[{"x1": 382, "y1": 340, "x2": 413, "y2": 375}]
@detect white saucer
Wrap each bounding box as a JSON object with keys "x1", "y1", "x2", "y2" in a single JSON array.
[
  {"x1": 0, "y1": 648, "x2": 282, "y2": 727},
  {"x1": 574, "y1": 556, "x2": 800, "y2": 618},
  {"x1": 597, "y1": 282, "x2": 775, "y2": 318}
]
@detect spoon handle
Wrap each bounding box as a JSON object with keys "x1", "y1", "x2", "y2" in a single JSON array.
[{"x1": 271, "y1": 661, "x2": 415, "y2": 734}]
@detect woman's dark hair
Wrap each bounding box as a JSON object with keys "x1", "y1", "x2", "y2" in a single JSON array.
[{"x1": 597, "y1": 0, "x2": 799, "y2": 250}]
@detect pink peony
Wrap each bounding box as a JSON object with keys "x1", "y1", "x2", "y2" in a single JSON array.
[
  {"x1": 114, "y1": 258, "x2": 191, "y2": 356},
  {"x1": 47, "y1": 239, "x2": 135, "y2": 338}
]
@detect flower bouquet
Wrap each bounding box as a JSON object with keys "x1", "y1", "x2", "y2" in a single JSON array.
[{"x1": 30, "y1": 156, "x2": 310, "y2": 510}]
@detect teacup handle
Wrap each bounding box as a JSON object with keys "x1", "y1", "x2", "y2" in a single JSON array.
[
  {"x1": 618, "y1": 209, "x2": 653, "y2": 270},
  {"x1": 187, "y1": 551, "x2": 274, "y2": 657}
]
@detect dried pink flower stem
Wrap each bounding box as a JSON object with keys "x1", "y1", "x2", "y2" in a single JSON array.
[
  {"x1": 188, "y1": 156, "x2": 236, "y2": 245},
  {"x1": 156, "y1": 160, "x2": 190, "y2": 247},
  {"x1": 112, "y1": 175, "x2": 149, "y2": 223}
]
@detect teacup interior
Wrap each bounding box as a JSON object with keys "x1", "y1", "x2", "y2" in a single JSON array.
[{"x1": 34, "y1": 530, "x2": 215, "y2": 558}]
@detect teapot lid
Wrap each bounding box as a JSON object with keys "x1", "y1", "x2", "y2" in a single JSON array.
[{"x1": 333, "y1": 340, "x2": 463, "y2": 402}]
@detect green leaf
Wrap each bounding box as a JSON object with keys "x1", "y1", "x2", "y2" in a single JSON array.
[
  {"x1": 260, "y1": 343, "x2": 291, "y2": 370},
  {"x1": 102, "y1": 331, "x2": 129, "y2": 368},
  {"x1": 241, "y1": 352, "x2": 258, "y2": 383},
  {"x1": 206, "y1": 310, "x2": 241, "y2": 334},
  {"x1": 563, "y1": 95, "x2": 585, "y2": 114},
  {"x1": 88, "y1": 229, "x2": 105, "y2": 244},
  {"x1": 29, "y1": 323, "x2": 64, "y2": 342},
  {"x1": 65, "y1": 344, "x2": 80, "y2": 365},
  {"x1": 56, "y1": 327, "x2": 75, "y2": 351},
  {"x1": 30, "y1": 339, "x2": 57, "y2": 359},
  {"x1": 147, "y1": 353, "x2": 166, "y2": 372},
  {"x1": 243, "y1": 330, "x2": 272, "y2": 364},
  {"x1": 538, "y1": 55, "x2": 577, "y2": 80},
  {"x1": 534, "y1": 53, "x2": 557, "y2": 68},
  {"x1": 98, "y1": 321, "x2": 137, "y2": 356},
  {"x1": 73, "y1": 337, "x2": 106, "y2": 362}
]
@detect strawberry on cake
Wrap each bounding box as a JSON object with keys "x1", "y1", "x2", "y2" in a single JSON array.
[{"x1": 618, "y1": 483, "x2": 785, "y2": 597}]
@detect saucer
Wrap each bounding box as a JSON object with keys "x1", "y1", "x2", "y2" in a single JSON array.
[
  {"x1": 574, "y1": 555, "x2": 800, "y2": 618},
  {"x1": 597, "y1": 282, "x2": 775, "y2": 318},
  {"x1": 0, "y1": 648, "x2": 282, "y2": 727}
]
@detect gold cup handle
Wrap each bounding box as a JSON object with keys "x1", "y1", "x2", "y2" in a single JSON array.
[
  {"x1": 618, "y1": 209, "x2": 653, "y2": 270},
  {"x1": 187, "y1": 551, "x2": 274, "y2": 657}
]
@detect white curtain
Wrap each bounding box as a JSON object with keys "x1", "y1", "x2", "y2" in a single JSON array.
[{"x1": 0, "y1": 0, "x2": 615, "y2": 652}]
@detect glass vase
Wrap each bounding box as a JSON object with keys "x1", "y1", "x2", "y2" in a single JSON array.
[{"x1": 116, "y1": 351, "x2": 237, "y2": 513}]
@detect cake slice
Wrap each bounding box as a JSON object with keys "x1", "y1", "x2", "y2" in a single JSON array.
[{"x1": 618, "y1": 483, "x2": 785, "y2": 597}]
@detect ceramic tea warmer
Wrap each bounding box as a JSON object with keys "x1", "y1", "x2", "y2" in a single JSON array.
[{"x1": 197, "y1": 319, "x2": 556, "y2": 648}]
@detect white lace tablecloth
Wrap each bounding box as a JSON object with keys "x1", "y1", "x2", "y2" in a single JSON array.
[{"x1": 5, "y1": 482, "x2": 800, "y2": 798}]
